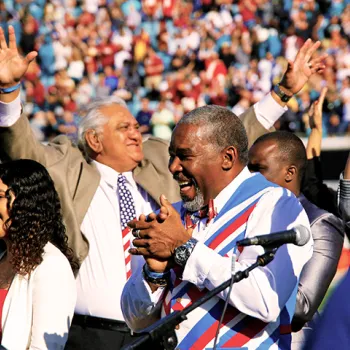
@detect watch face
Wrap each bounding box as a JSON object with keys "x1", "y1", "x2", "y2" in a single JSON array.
[
  {"x1": 175, "y1": 239, "x2": 198, "y2": 267},
  {"x1": 175, "y1": 246, "x2": 188, "y2": 266}
]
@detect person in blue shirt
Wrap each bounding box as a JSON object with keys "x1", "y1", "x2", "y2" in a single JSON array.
[{"x1": 136, "y1": 97, "x2": 153, "y2": 135}]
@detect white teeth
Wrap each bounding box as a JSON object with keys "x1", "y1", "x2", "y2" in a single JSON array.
[{"x1": 178, "y1": 182, "x2": 191, "y2": 187}]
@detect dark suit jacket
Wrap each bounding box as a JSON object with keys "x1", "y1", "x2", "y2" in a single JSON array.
[
  {"x1": 0, "y1": 106, "x2": 264, "y2": 264},
  {"x1": 304, "y1": 268, "x2": 350, "y2": 350},
  {"x1": 291, "y1": 194, "x2": 344, "y2": 345},
  {"x1": 301, "y1": 157, "x2": 340, "y2": 217}
]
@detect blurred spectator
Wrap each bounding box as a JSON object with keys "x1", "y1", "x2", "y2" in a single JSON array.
[
  {"x1": 55, "y1": 110, "x2": 79, "y2": 141},
  {"x1": 4, "y1": 0, "x2": 350, "y2": 142},
  {"x1": 150, "y1": 99, "x2": 175, "y2": 140},
  {"x1": 30, "y1": 110, "x2": 49, "y2": 141},
  {"x1": 144, "y1": 48, "x2": 164, "y2": 90},
  {"x1": 136, "y1": 97, "x2": 153, "y2": 135},
  {"x1": 103, "y1": 66, "x2": 119, "y2": 93},
  {"x1": 67, "y1": 47, "x2": 85, "y2": 83}
]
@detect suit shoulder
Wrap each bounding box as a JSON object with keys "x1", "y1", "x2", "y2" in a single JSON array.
[
  {"x1": 46, "y1": 135, "x2": 86, "y2": 165},
  {"x1": 142, "y1": 137, "x2": 170, "y2": 164},
  {"x1": 301, "y1": 196, "x2": 340, "y2": 226},
  {"x1": 142, "y1": 136, "x2": 169, "y2": 151},
  {"x1": 301, "y1": 198, "x2": 344, "y2": 239}
]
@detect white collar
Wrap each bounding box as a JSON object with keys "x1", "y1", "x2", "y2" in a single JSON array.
[
  {"x1": 93, "y1": 160, "x2": 137, "y2": 190},
  {"x1": 213, "y1": 167, "x2": 255, "y2": 214}
]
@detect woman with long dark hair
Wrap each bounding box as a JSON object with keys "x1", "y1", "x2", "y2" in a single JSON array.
[{"x1": 0, "y1": 159, "x2": 77, "y2": 349}]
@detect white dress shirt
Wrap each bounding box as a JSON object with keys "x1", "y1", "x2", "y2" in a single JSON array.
[
  {"x1": 1, "y1": 243, "x2": 76, "y2": 350},
  {"x1": 121, "y1": 168, "x2": 313, "y2": 337},
  {"x1": 75, "y1": 161, "x2": 158, "y2": 320}
]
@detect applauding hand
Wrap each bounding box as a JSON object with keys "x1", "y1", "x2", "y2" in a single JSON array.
[{"x1": 128, "y1": 195, "x2": 192, "y2": 271}]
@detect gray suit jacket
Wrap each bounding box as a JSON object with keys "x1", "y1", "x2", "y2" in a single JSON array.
[
  {"x1": 291, "y1": 194, "x2": 344, "y2": 347},
  {"x1": 0, "y1": 106, "x2": 264, "y2": 264}
]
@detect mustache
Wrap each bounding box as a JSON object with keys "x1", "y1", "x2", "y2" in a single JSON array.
[{"x1": 173, "y1": 174, "x2": 193, "y2": 183}]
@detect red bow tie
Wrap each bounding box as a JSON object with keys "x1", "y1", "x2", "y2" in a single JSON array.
[{"x1": 185, "y1": 199, "x2": 217, "y2": 229}]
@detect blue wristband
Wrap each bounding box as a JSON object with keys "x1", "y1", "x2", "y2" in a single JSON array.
[
  {"x1": 0, "y1": 83, "x2": 21, "y2": 94},
  {"x1": 144, "y1": 263, "x2": 170, "y2": 279},
  {"x1": 143, "y1": 264, "x2": 170, "y2": 286}
]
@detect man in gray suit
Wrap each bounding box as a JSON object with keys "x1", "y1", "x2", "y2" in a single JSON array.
[
  {"x1": 248, "y1": 131, "x2": 344, "y2": 349},
  {"x1": 0, "y1": 24, "x2": 325, "y2": 349}
]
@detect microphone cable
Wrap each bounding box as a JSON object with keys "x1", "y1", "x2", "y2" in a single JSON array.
[{"x1": 213, "y1": 251, "x2": 237, "y2": 350}]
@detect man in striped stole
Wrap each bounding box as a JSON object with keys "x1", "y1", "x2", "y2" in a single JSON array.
[{"x1": 122, "y1": 105, "x2": 313, "y2": 349}]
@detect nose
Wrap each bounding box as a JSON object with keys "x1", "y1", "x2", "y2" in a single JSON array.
[
  {"x1": 129, "y1": 126, "x2": 141, "y2": 140},
  {"x1": 168, "y1": 156, "x2": 182, "y2": 174}
]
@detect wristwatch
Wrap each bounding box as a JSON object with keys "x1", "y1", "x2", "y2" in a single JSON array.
[
  {"x1": 174, "y1": 238, "x2": 198, "y2": 267},
  {"x1": 273, "y1": 84, "x2": 293, "y2": 103}
]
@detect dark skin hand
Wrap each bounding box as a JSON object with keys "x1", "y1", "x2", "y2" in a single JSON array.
[{"x1": 128, "y1": 195, "x2": 192, "y2": 272}]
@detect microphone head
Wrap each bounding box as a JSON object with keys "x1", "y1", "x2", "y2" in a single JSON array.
[{"x1": 294, "y1": 225, "x2": 311, "y2": 246}]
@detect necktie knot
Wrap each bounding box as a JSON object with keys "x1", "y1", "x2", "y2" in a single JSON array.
[{"x1": 118, "y1": 173, "x2": 126, "y2": 185}]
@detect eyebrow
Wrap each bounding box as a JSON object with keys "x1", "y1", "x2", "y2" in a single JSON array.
[
  {"x1": 169, "y1": 147, "x2": 193, "y2": 154},
  {"x1": 117, "y1": 121, "x2": 139, "y2": 127}
]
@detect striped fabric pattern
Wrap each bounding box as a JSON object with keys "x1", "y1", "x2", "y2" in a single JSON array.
[
  {"x1": 162, "y1": 174, "x2": 295, "y2": 349},
  {"x1": 118, "y1": 174, "x2": 136, "y2": 280}
]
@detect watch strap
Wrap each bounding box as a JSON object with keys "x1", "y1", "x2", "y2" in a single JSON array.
[{"x1": 273, "y1": 84, "x2": 293, "y2": 103}]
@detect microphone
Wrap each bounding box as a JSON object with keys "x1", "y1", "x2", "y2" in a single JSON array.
[{"x1": 236, "y1": 225, "x2": 310, "y2": 248}]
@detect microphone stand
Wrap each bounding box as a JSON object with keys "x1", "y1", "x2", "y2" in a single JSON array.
[{"x1": 122, "y1": 249, "x2": 276, "y2": 350}]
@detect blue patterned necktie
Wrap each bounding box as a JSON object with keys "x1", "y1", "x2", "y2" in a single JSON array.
[{"x1": 118, "y1": 174, "x2": 136, "y2": 279}]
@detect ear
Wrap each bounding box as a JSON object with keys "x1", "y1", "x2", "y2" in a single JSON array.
[
  {"x1": 85, "y1": 129, "x2": 103, "y2": 154},
  {"x1": 285, "y1": 165, "x2": 297, "y2": 183},
  {"x1": 222, "y1": 146, "x2": 238, "y2": 171}
]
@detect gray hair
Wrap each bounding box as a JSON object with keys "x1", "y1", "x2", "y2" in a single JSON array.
[
  {"x1": 177, "y1": 105, "x2": 249, "y2": 164},
  {"x1": 77, "y1": 96, "x2": 128, "y2": 157}
]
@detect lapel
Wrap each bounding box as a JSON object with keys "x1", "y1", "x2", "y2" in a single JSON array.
[
  {"x1": 73, "y1": 160, "x2": 101, "y2": 227},
  {"x1": 133, "y1": 159, "x2": 165, "y2": 205}
]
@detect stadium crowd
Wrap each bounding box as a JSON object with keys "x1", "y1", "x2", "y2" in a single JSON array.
[
  {"x1": 0, "y1": 0, "x2": 350, "y2": 350},
  {"x1": 1, "y1": 0, "x2": 350, "y2": 141}
]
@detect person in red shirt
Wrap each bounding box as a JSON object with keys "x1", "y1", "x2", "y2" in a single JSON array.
[
  {"x1": 97, "y1": 37, "x2": 119, "y2": 69},
  {"x1": 205, "y1": 51, "x2": 228, "y2": 89},
  {"x1": 162, "y1": 0, "x2": 177, "y2": 19},
  {"x1": 144, "y1": 48, "x2": 164, "y2": 90}
]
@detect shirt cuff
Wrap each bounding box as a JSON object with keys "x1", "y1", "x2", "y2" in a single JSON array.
[
  {"x1": 0, "y1": 95, "x2": 22, "y2": 127},
  {"x1": 181, "y1": 242, "x2": 216, "y2": 288},
  {"x1": 253, "y1": 93, "x2": 287, "y2": 130}
]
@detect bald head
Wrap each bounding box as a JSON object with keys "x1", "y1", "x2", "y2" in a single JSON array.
[{"x1": 248, "y1": 131, "x2": 307, "y2": 195}]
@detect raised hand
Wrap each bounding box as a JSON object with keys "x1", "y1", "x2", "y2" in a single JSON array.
[
  {"x1": 0, "y1": 25, "x2": 37, "y2": 88},
  {"x1": 306, "y1": 86, "x2": 328, "y2": 159},
  {"x1": 309, "y1": 86, "x2": 328, "y2": 131},
  {"x1": 279, "y1": 39, "x2": 327, "y2": 95}
]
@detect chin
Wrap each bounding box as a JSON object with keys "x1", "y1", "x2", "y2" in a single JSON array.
[
  {"x1": 134, "y1": 153, "x2": 144, "y2": 163},
  {"x1": 182, "y1": 192, "x2": 205, "y2": 212}
]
